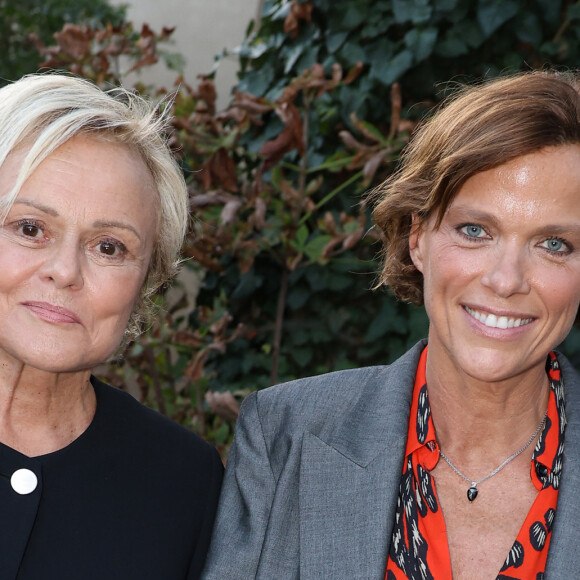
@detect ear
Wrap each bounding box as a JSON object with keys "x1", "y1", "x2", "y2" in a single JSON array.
[{"x1": 408, "y1": 214, "x2": 425, "y2": 273}]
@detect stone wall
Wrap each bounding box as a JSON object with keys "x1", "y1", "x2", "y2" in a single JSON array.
[{"x1": 111, "y1": 0, "x2": 260, "y2": 108}]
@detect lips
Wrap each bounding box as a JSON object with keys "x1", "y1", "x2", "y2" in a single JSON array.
[
  {"x1": 22, "y1": 301, "x2": 81, "y2": 324},
  {"x1": 463, "y1": 305, "x2": 534, "y2": 329}
]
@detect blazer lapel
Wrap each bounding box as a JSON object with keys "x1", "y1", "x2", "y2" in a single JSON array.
[
  {"x1": 546, "y1": 354, "x2": 580, "y2": 576},
  {"x1": 298, "y1": 342, "x2": 424, "y2": 579}
]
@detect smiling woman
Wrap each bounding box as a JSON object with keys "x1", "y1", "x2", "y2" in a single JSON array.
[
  {"x1": 0, "y1": 74, "x2": 222, "y2": 580},
  {"x1": 202, "y1": 71, "x2": 580, "y2": 580}
]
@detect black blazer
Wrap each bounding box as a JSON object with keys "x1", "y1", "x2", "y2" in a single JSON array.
[{"x1": 0, "y1": 377, "x2": 223, "y2": 580}]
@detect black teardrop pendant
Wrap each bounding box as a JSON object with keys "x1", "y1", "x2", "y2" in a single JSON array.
[{"x1": 467, "y1": 486, "x2": 478, "y2": 502}]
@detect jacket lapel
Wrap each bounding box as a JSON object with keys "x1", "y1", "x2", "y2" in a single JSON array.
[
  {"x1": 298, "y1": 342, "x2": 424, "y2": 579},
  {"x1": 545, "y1": 354, "x2": 580, "y2": 576}
]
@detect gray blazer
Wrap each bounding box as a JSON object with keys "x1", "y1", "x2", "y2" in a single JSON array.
[{"x1": 202, "y1": 340, "x2": 580, "y2": 579}]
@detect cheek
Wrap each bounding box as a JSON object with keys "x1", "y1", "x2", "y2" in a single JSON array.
[
  {"x1": 547, "y1": 279, "x2": 580, "y2": 320},
  {"x1": 88, "y1": 269, "x2": 144, "y2": 319},
  {"x1": 423, "y1": 244, "x2": 478, "y2": 286},
  {"x1": 531, "y1": 266, "x2": 580, "y2": 306}
]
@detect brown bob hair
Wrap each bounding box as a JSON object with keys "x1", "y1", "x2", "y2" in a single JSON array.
[{"x1": 372, "y1": 70, "x2": 580, "y2": 305}]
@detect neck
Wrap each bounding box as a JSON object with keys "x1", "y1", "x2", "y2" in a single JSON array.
[
  {"x1": 0, "y1": 360, "x2": 96, "y2": 457},
  {"x1": 425, "y1": 341, "x2": 550, "y2": 464}
]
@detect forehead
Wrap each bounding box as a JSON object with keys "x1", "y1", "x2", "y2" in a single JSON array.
[
  {"x1": 434, "y1": 145, "x2": 580, "y2": 225},
  {"x1": 1, "y1": 135, "x2": 159, "y2": 235}
]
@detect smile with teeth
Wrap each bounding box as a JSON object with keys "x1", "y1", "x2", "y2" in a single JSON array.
[{"x1": 464, "y1": 306, "x2": 534, "y2": 329}]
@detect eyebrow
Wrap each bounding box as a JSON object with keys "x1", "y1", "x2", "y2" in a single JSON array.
[
  {"x1": 535, "y1": 224, "x2": 580, "y2": 237},
  {"x1": 92, "y1": 220, "x2": 142, "y2": 241},
  {"x1": 14, "y1": 198, "x2": 58, "y2": 217},
  {"x1": 13, "y1": 199, "x2": 143, "y2": 241}
]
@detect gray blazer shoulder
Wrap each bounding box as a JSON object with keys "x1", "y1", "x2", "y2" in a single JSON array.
[{"x1": 202, "y1": 341, "x2": 424, "y2": 580}]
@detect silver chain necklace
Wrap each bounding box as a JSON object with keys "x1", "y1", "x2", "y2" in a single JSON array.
[{"x1": 438, "y1": 411, "x2": 547, "y2": 502}]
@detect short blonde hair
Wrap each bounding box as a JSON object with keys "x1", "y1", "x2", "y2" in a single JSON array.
[
  {"x1": 373, "y1": 71, "x2": 580, "y2": 304},
  {"x1": 0, "y1": 73, "x2": 189, "y2": 336}
]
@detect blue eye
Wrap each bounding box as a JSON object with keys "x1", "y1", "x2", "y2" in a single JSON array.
[
  {"x1": 460, "y1": 224, "x2": 485, "y2": 238},
  {"x1": 541, "y1": 238, "x2": 568, "y2": 253}
]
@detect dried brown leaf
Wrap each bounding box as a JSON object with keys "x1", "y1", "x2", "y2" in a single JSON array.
[
  {"x1": 198, "y1": 79, "x2": 217, "y2": 115},
  {"x1": 173, "y1": 330, "x2": 203, "y2": 348},
  {"x1": 252, "y1": 197, "x2": 267, "y2": 230},
  {"x1": 321, "y1": 237, "x2": 343, "y2": 259},
  {"x1": 53, "y1": 24, "x2": 92, "y2": 60},
  {"x1": 221, "y1": 199, "x2": 243, "y2": 226},
  {"x1": 344, "y1": 61, "x2": 364, "y2": 85},
  {"x1": 342, "y1": 230, "x2": 363, "y2": 250},
  {"x1": 205, "y1": 391, "x2": 240, "y2": 421},
  {"x1": 397, "y1": 120, "x2": 416, "y2": 134},
  {"x1": 209, "y1": 312, "x2": 233, "y2": 337},
  {"x1": 363, "y1": 148, "x2": 391, "y2": 184},
  {"x1": 205, "y1": 148, "x2": 238, "y2": 191},
  {"x1": 184, "y1": 351, "x2": 209, "y2": 382},
  {"x1": 339, "y1": 130, "x2": 377, "y2": 153},
  {"x1": 389, "y1": 83, "x2": 402, "y2": 139},
  {"x1": 284, "y1": 0, "x2": 313, "y2": 38},
  {"x1": 259, "y1": 103, "x2": 304, "y2": 173},
  {"x1": 349, "y1": 112, "x2": 385, "y2": 144},
  {"x1": 287, "y1": 252, "x2": 303, "y2": 271}
]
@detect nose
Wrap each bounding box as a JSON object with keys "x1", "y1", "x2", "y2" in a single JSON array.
[
  {"x1": 38, "y1": 238, "x2": 84, "y2": 290},
  {"x1": 480, "y1": 244, "x2": 530, "y2": 297}
]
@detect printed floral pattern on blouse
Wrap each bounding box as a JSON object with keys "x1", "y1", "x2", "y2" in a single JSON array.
[{"x1": 385, "y1": 347, "x2": 566, "y2": 580}]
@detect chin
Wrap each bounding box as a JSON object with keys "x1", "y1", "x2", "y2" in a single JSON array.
[
  {"x1": 453, "y1": 346, "x2": 542, "y2": 384},
  {"x1": 5, "y1": 339, "x2": 120, "y2": 375}
]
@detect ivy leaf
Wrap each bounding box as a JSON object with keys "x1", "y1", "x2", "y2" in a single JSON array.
[
  {"x1": 371, "y1": 49, "x2": 414, "y2": 85},
  {"x1": 237, "y1": 62, "x2": 276, "y2": 96},
  {"x1": 404, "y1": 27, "x2": 438, "y2": 63},
  {"x1": 457, "y1": 19, "x2": 486, "y2": 49},
  {"x1": 304, "y1": 234, "x2": 333, "y2": 262},
  {"x1": 435, "y1": 33, "x2": 468, "y2": 57},
  {"x1": 295, "y1": 224, "x2": 309, "y2": 249},
  {"x1": 284, "y1": 43, "x2": 304, "y2": 74},
  {"x1": 287, "y1": 286, "x2": 310, "y2": 309},
  {"x1": 326, "y1": 30, "x2": 349, "y2": 52},
  {"x1": 515, "y1": 11, "x2": 542, "y2": 47},
  {"x1": 338, "y1": 40, "x2": 367, "y2": 66},
  {"x1": 568, "y1": 4, "x2": 580, "y2": 20},
  {"x1": 536, "y1": 0, "x2": 561, "y2": 25},
  {"x1": 393, "y1": 0, "x2": 432, "y2": 25},
  {"x1": 231, "y1": 270, "x2": 264, "y2": 300},
  {"x1": 477, "y1": 0, "x2": 519, "y2": 37},
  {"x1": 290, "y1": 347, "x2": 314, "y2": 367},
  {"x1": 342, "y1": 4, "x2": 367, "y2": 28},
  {"x1": 433, "y1": 0, "x2": 459, "y2": 11}
]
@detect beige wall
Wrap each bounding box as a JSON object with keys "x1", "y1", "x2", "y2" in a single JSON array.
[{"x1": 111, "y1": 0, "x2": 260, "y2": 108}]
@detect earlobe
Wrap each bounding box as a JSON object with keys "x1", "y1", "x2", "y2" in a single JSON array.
[{"x1": 409, "y1": 214, "x2": 424, "y2": 273}]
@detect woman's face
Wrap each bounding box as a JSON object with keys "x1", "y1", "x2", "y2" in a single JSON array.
[
  {"x1": 0, "y1": 135, "x2": 158, "y2": 373},
  {"x1": 410, "y1": 145, "x2": 580, "y2": 384}
]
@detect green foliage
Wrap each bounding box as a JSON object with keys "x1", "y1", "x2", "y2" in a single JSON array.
[
  {"x1": 189, "y1": 0, "x2": 580, "y2": 401},
  {"x1": 5, "y1": 0, "x2": 580, "y2": 454},
  {"x1": 0, "y1": 0, "x2": 126, "y2": 85},
  {"x1": 238, "y1": 0, "x2": 580, "y2": 126}
]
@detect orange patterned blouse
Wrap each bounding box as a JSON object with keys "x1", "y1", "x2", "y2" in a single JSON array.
[{"x1": 385, "y1": 347, "x2": 566, "y2": 580}]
